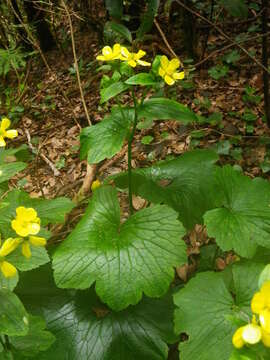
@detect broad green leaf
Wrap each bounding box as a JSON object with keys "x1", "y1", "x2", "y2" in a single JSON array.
[
  {"x1": 16, "y1": 265, "x2": 177, "y2": 360},
  {"x1": 125, "y1": 73, "x2": 157, "y2": 85},
  {"x1": 105, "y1": 0, "x2": 123, "y2": 19},
  {"x1": 0, "y1": 271, "x2": 18, "y2": 291},
  {"x1": 10, "y1": 315, "x2": 55, "y2": 358},
  {"x1": 6, "y1": 246, "x2": 49, "y2": 272},
  {"x1": 138, "y1": 98, "x2": 197, "y2": 123},
  {"x1": 218, "y1": 0, "x2": 248, "y2": 18},
  {"x1": 0, "y1": 162, "x2": 26, "y2": 184},
  {"x1": 137, "y1": 0, "x2": 160, "y2": 38},
  {"x1": 204, "y1": 166, "x2": 270, "y2": 258},
  {"x1": 258, "y1": 264, "x2": 270, "y2": 288},
  {"x1": 106, "y1": 21, "x2": 132, "y2": 43},
  {"x1": 53, "y1": 186, "x2": 186, "y2": 310},
  {"x1": 0, "y1": 190, "x2": 73, "y2": 238},
  {"x1": 113, "y1": 149, "x2": 219, "y2": 229},
  {"x1": 0, "y1": 289, "x2": 29, "y2": 336},
  {"x1": 80, "y1": 108, "x2": 134, "y2": 164},
  {"x1": 174, "y1": 262, "x2": 265, "y2": 360},
  {"x1": 100, "y1": 81, "x2": 129, "y2": 104}
]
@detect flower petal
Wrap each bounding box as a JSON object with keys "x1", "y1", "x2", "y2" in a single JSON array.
[
  {"x1": 5, "y1": 130, "x2": 18, "y2": 139},
  {"x1": 262, "y1": 328, "x2": 270, "y2": 347},
  {"x1": 232, "y1": 327, "x2": 245, "y2": 349},
  {"x1": 91, "y1": 180, "x2": 101, "y2": 191},
  {"x1": 96, "y1": 55, "x2": 105, "y2": 61},
  {"x1": 135, "y1": 50, "x2": 146, "y2": 60},
  {"x1": 0, "y1": 238, "x2": 20, "y2": 257},
  {"x1": 0, "y1": 261, "x2": 17, "y2": 278},
  {"x1": 160, "y1": 55, "x2": 169, "y2": 69},
  {"x1": 22, "y1": 242, "x2": 31, "y2": 258},
  {"x1": 12, "y1": 220, "x2": 29, "y2": 237},
  {"x1": 28, "y1": 222, "x2": 40, "y2": 235},
  {"x1": 242, "y1": 324, "x2": 262, "y2": 344},
  {"x1": 0, "y1": 118, "x2": 10, "y2": 131},
  {"x1": 260, "y1": 309, "x2": 270, "y2": 333},
  {"x1": 0, "y1": 136, "x2": 6, "y2": 147},
  {"x1": 121, "y1": 47, "x2": 130, "y2": 59},
  {"x1": 29, "y1": 236, "x2": 46, "y2": 246},
  {"x1": 128, "y1": 60, "x2": 137, "y2": 68},
  {"x1": 173, "y1": 71, "x2": 185, "y2": 80},
  {"x1": 102, "y1": 46, "x2": 112, "y2": 56},
  {"x1": 24, "y1": 208, "x2": 38, "y2": 222},
  {"x1": 137, "y1": 60, "x2": 151, "y2": 67},
  {"x1": 168, "y1": 58, "x2": 180, "y2": 72},
  {"x1": 158, "y1": 67, "x2": 165, "y2": 77},
  {"x1": 251, "y1": 291, "x2": 266, "y2": 314},
  {"x1": 164, "y1": 75, "x2": 175, "y2": 85}
]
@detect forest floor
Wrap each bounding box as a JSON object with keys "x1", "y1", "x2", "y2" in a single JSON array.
[{"x1": 7, "y1": 11, "x2": 270, "y2": 274}]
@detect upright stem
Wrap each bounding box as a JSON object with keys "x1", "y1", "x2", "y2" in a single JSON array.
[{"x1": 128, "y1": 89, "x2": 138, "y2": 215}]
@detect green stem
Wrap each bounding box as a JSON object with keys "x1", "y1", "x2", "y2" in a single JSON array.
[
  {"x1": 4, "y1": 335, "x2": 10, "y2": 350},
  {"x1": 128, "y1": 88, "x2": 139, "y2": 215}
]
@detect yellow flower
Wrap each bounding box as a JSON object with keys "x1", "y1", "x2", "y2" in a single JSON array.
[
  {"x1": 262, "y1": 328, "x2": 270, "y2": 347},
  {"x1": 0, "y1": 238, "x2": 20, "y2": 278},
  {"x1": 120, "y1": 47, "x2": 151, "y2": 68},
  {"x1": 232, "y1": 323, "x2": 262, "y2": 349},
  {"x1": 11, "y1": 207, "x2": 41, "y2": 237},
  {"x1": 91, "y1": 179, "x2": 101, "y2": 191},
  {"x1": 158, "y1": 55, "x2": 185, "y2": 85},
  {"x1": 0, "y1": 117, "x2": 18, "y2": 147},
  {"x1": 21, "y1": 236, "x2": 47, "y2": 259},
  {"x1": 96, "y1": 44, "x2": 121, "y2": 62},
  {"x1": 252, "y1": 281, "x2": 270, "y2": 333}
]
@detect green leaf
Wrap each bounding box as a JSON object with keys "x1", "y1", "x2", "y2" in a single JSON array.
[
  {"x1": 137, "y1": 0, "x2": 160, "y2": 38},
  {"x1": 138, "y1": 98, "x2": 197, "y2": 123},
  {"x1": 106, "y1": 21, "x2": 132, "y2": 43},
  {"x1": 53, "y1": 186, "x2": 186, "y2": 310},
  {"x1": 113, "y1": 149, "x2": 219, "y2": 229},
  {"x1": 0, "y1": 190, "x2": 73, "y2": 238},
  {"x1": 80, "y1": 108, "x2": 134, "y2": 164},
  {"x1": 100, "y1": 81, "x2": 129, "y2": 103},
  {"x1": 218, "y1": 0, "x2": 248, "y2": 18},
  {"x1": 125, "y1": 73, "x2": 157, "y2": 85},
  {"x1": 0, "y1": 289, "x2": 29, "y2": 336},
  {"x1": 105, "y1": 0, "x2": 123, "y2": 19},
  {"x1": 16, "y1": 265, "x2": 177, "y2": 360},
  {"x1": 6, "y1": 246, "x2": 50, "y2": 272},
  {"x1": 204, "y1": 166, "x2": 270, "y2": 258},
  {"x1": 10, "y1": 315, "x2": 55, "y2": 358},
  {"x1": 0, "y1": 162, "x2": 26, "y2": 184},
  {"x1": 0, "y1": 271, "x2": 18, "y2": 291},
  {"x1": 258, "y1": 264, "x2": 270, "y2": 288},
  {"x1": 174, "y1": 261, "x2": 265, "y2": 360}
]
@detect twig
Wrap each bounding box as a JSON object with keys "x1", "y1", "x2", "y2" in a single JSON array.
[
  {"x1": 61, "y1": 0, "x2": 91, "y2": 126},
  {"x1": 154, "y1": 18, "x2": 178, "y2": 59},
  {"x1": 174, "y1": 0, "x2": 270, "y2": 74},
  {"x1": 24, "y1": 128, "x2": 61, "y2": 177}
]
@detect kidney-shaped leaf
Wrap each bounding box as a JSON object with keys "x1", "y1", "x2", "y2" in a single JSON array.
[
  {"x1": 0, "y1": 289, "x2": 29, "y2": 336},
  {"x1": 80, "y1": 108, "x2": 134, "y2": 164},
  {"x1": 138, "y1": 98, "x2": 197, "y2": 123},
  {"x1": 204, "y1": 165, "x2": 270, "y2": 258},
  {"x1": 113, "y1": 149, "x2": 219, "y2": 229},
  {"x1": 53, "y1": 185, "x2": 186, "y2": 310},
  {"x1": 16, "y1": 265, "x2": 177, "y2": 360},
  {"x1": 174, "y1": 261, "x2": 265, "y2": 360}
]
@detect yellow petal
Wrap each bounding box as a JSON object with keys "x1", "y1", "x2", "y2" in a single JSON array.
[
  {"x1": 102, "y1": 46, "x2": 112, "y2": 56},
  {"x1": 5, "y1": 129, "x2": 18, "y2": 139},
  {"x1": 232, "y1": 327, "x2": 245, "y2": 349},
  {"x1": 29, "y1": 236, "x2": 46, "y2": 246},
  {"x1": 260, "y1": 309, "x2": 270, "y2": 333},
  {"x1": 121, "y1": 47, "x2": 130, "y2": 59},
  {"x1": 164, "y1": 75, "x2": 175, "y2": 85},
  {"x1": 137, "y1": 60, "x2": 151, "y2": 67},
  {"x1": 0, "y1": 261, "x2": 17, "y2": 278},
  {"x1": 262, "y1": 328, "x2": 270, "y2": 347},
  {"x1": 24, "y1": 207, "x2": 38, "y2": 222},
  {"x1": 261, "y1": 281, "x2": 270, "y2": 305},
  {"x1": 251, "y1": 292, "x2": 266, "y2": 314},
  {"x1": 128, "y1": 60, "x2": 137, "y2": 68},
  {"x1": 22, "y1": 242, "x2": 31, "y2": 258},
  {"x1": 27, "y1": 222, "x2": 40, "y2": 235},
  {"x1": 242, "y1": 323, "x2": 262, "y2": 344},
  {"x1": 11, "y1": 219, "x2": 29, "y2": 237},
  {"x1": 113, "y1": 43, "x2": 121, "y2": 53},
  {"x1": 135, "y1": 49, "x2": 146, "y2": 60},
  {"x1": 160, "y1": 55, "x2": 169, "y2": 69},
  {"x1": 0, "y1": 238, "x2": 20, "y2": 257},
  {"x1": 168, "y1": 58, "x2": 180, "y2": 72},
  {"x1": 173, "y1": 71, "x2": 185, "y2": 80},
  {"x1": 96, "y1": 55, "x2": 105, "y2": 61},
  {"x1": 158, "y1": 67, "x2": 165, "y2": 77},
  {"x1": 91, "y1": 180, "x2": 101, "y2": 191},
  {"x1": 0, "y1": 118, "x2": 10, "y2": 131},
  {"x1": 0, "y1": 136, "x2": 6, "y2": 147}
]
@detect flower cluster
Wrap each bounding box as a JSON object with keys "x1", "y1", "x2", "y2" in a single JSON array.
[
  {"x1": 0, "y1": 117, "x2": 18, "y2": 147},
  {"x1": 232, "y1": 281, "x2": 270, "y2": 349},
  {"x1": 96, "y1": 44, "x2": 185, "y2": 85},
  {"x1": 0, "y1": 206, "x2": 46, "y2": 278}
]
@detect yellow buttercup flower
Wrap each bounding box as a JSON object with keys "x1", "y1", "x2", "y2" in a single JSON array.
[
  {"x1": 252, "y1": 280, "x2": 270, "y2": 333},
  {"x1": 96, "y1": 44, "x2": 121, "y2": 62},
  {"x1": 91, "y1": 179, "x2": 101, "y2": 191},
  {"x1": 120, "y1": 47, "x2": 151, "y2": 68},
  {"x1": 0, "y1": 238, "x2": 20, "y2": 278},
  {"x1": 11, "y1": 207, "x2": 46, "y2": 258},
  {"x1": 232, "y1": 322, "x2": 262, "y2": 349},
  {"x1": 158, "y1": 55, "x2": 185, "y2": 85},
  {"x1": 0, "y1": 117, "x2": 18, "y2": 147}
]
